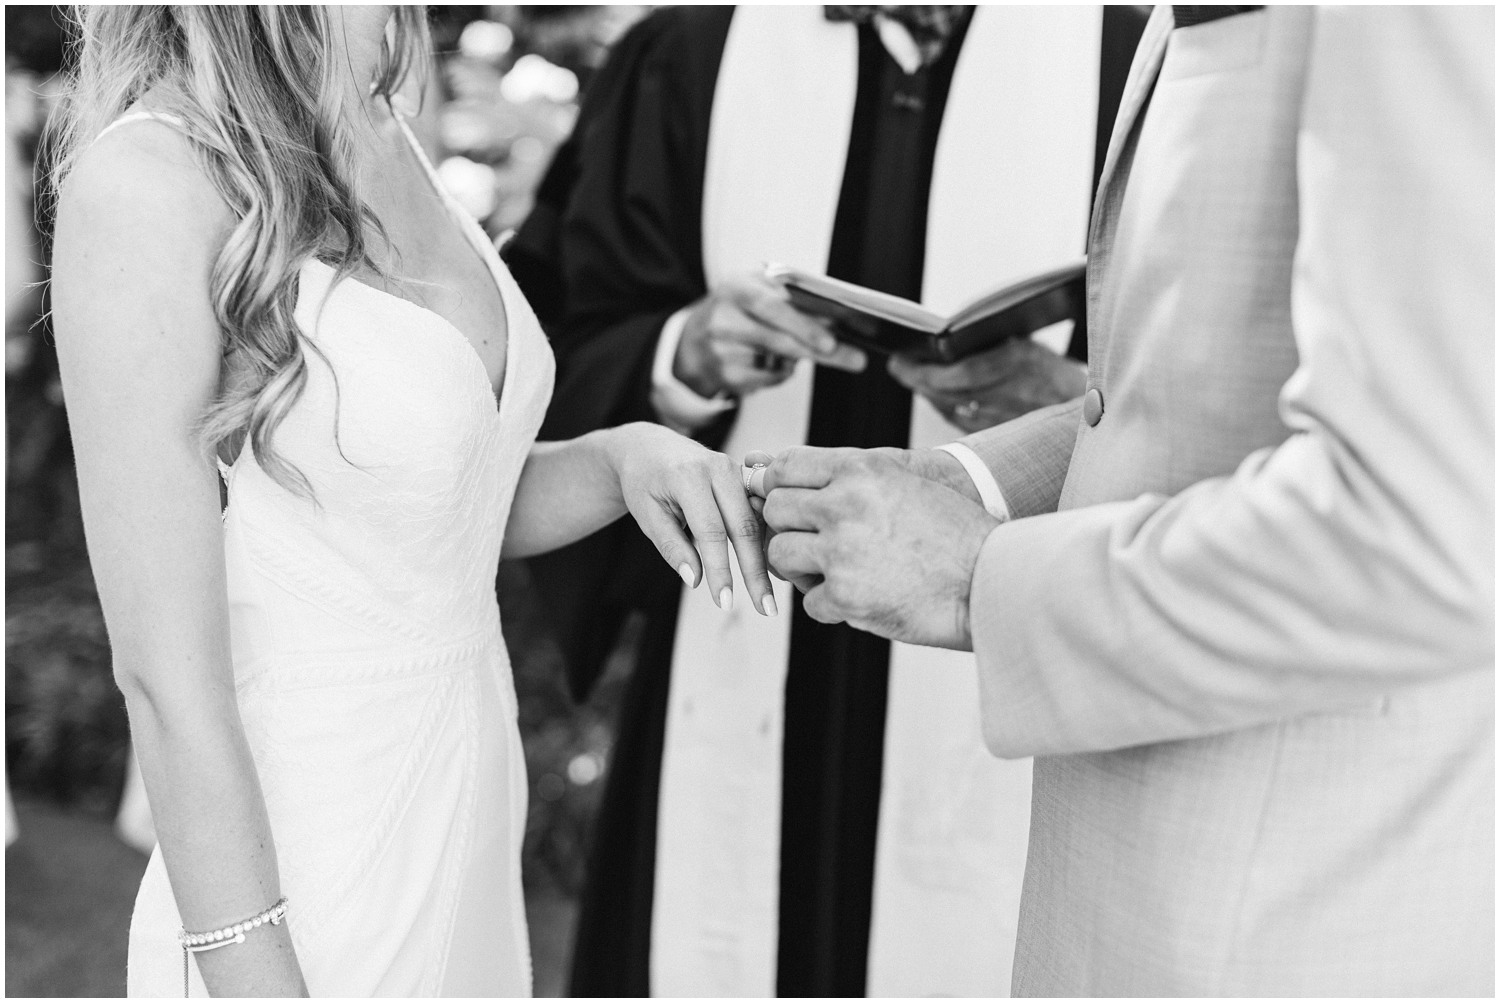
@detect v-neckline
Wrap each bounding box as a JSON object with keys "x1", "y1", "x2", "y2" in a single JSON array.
[
  {"x1": 302, "y1": 258, "x2": 510, "y2": 419},
  {"x1": 222, "y1": 258, "x2": 509, "y2": 480},
  {"x1": 309, "y1": 105, "x2": 513, "y2": 417}
]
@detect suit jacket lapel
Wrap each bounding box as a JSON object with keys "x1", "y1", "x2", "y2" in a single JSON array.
[
  {"x1": 1091, "y1": 6, "x2": 1172, "y2": 241},
  {"x1": 1084, "y1": 5, "x2": 1173, "y2": 364}
]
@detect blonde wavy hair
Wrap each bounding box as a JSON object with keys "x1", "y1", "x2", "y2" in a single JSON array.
[{"x1": 44, "y1": 5, "x2": 432, "y2": 495}]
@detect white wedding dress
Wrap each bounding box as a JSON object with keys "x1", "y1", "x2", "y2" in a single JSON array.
[{"x1": 115, "y1": 111, "x2": 555, "y2": 996}]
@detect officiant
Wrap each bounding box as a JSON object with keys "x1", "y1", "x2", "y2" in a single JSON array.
[{"x1": 508, "y1": 6, "x2": 1147, "y2": 996}]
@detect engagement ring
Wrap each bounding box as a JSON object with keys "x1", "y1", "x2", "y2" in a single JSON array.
[
  {"x1": 955, "y1": 399, "x2": 983, "y2": 421},
  {"x1": 742, "y1": 462, "x2": 766, "y2": 495}
]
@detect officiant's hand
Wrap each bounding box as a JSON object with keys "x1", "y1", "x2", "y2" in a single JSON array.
[
  {"x1": 889, "y1": 338, "x2": 1086, "y2": 432},
  {"x1": 674, "y1": 273, "x2": 867, "y2": 400},
  {"x1": 753, "y1": 446, "x2": 998, "y2": 649}
]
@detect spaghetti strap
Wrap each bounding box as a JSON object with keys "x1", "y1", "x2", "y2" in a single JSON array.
[
  {"x1": 389, "y1": 106, "x2": 508, "y2": 281},
  {"x1": 93, "y1": 110, "x2": 188, "y2": 145},
  {"x1": 389, "y1": 108, "x2": 443, "y2": 189}
]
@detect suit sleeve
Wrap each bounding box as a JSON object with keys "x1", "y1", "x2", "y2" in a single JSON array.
[
  {"x1": 970, "y1": 7, "x2": 1495, "y2": 759},
  {"x1": 956, "y1": 397, "x2": 1083, "y2": 519}
]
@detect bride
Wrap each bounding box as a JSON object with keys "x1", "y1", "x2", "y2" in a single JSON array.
[{"x1": 46, "y1": 6, "x2": 774, "y2": 996}]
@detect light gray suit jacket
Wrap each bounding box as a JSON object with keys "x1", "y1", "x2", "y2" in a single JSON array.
[{"x1": 961, "y1": 6, "x2": 1494, "y2": 995}]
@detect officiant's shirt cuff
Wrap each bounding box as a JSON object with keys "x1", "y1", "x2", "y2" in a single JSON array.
[
  {"x1": 937, "y1": 442, "x2": 1013, "y2": 522},
  {"x1": 651, "y1": 307, "x2": 737, "y2": 435}
]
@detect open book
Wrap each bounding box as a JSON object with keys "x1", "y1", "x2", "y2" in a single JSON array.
[{"x1": 765, "y1": 258, "x2": 1086, "y2": 364}]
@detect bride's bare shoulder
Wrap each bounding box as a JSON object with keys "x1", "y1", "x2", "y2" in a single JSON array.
[
  {"x1": 50, "y1": 111, "x2": 236, "y2": 353},
  {"x1": 53, "y1": 110, "x2": 234, "y2": 271}
]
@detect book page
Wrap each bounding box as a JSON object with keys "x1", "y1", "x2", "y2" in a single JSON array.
[
  {"x1": 765, "y1": 264, "x2": 948, "y2": 333},
  {"x1": 948, "y1": 258, "x2": 1087, "y2": 331}
]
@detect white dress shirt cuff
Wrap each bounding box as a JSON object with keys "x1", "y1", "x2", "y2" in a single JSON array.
[
  {"x1": 650, "y1": 306, "x2": 737, "y2": 435},
  {"x1": 937, "y1": 442, "x2": 1013, "y2": 523}
]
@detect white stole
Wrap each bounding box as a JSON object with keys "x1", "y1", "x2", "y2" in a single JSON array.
[{"x1": 652, "y1": 7, "x2": 1099, "y2": 996}]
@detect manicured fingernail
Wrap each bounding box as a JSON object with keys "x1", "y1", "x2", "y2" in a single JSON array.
[
  {"x1": 678, "y1": 564, "x2": 695, "y2": 587},
  {"x1": 719, "y1": 587, "x2": 733, "y2": 611},
  {"x1": 762, "y1": 593, "x2": 778, "y2": 617}
]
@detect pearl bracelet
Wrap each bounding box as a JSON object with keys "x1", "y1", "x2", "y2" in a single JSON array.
[{"x1": 177, "y1": 897, "x2": 288, "y2": 996}]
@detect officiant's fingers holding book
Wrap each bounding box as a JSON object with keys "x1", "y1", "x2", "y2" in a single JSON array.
[
  {"x1": 673, "y1": 272, "x2": 868, "y2": 400},
  {"x1": 750, "y1": 445, "x2": 996, "y2": 647},
  {"x1": 889, "y1": 337, "x2": 1086, "y2": 432}
]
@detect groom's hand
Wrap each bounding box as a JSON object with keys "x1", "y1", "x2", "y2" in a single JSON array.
[
  {"x1": 756, "y1": 446, "x2": 999, "y2": 649},
  {"x1": 747, "y1": 446, "x2": 982, "y2": 503},
  {"x1": 745, "y1": 446, "x2": 980, "y2": 593}
]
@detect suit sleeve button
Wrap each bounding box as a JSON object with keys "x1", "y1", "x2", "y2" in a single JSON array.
[{"x1": 1083, "y1": 387, "x2": 1105, "y2": 427}]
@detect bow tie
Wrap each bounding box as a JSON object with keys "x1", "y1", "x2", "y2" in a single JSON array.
[{"x1": 824, "y1": 5, "x2": 972, "y2": 68}]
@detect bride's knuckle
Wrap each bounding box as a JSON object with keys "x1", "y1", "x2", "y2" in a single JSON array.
[
  {"x1": 709, "y1": 462, "x2": 736, "y2": 488},
  {"x1": 733, "y1": 515, "x2": 762, "y2": 541}
]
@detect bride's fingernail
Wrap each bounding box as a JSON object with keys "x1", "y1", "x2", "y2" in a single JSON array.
[
  {"x1": 719, "y1": 587, "x2": 733, "y2": 611},
  {"x1": 678, "y1": 564, "x2": 695, "y2": 587},
  {"x1": 762, "y1": 593, "x2": 778, "y2": 617}
]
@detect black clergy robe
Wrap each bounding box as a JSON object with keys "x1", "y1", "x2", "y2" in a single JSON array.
[{"x1": 508, "y1": 6, "x2": 1147, "y2": 996}]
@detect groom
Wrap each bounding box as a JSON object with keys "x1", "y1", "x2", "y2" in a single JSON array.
[{"x1": 754, "y1": 6, "x2": 1494, "y2": 995}]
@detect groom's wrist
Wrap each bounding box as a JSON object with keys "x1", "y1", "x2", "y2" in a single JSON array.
[
  {"x1": 905, "y1": 447, "x2": 982, "y2": 505},
  {"x1": 948, "y1": 497, "x2": 1002, "y2": 652}
]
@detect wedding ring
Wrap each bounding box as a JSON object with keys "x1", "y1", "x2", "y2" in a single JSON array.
[
  {"x1": 955, "y1": 399, "x2": 983, "y2": 421},
  {"x1": 741, "y1": 462, "x2": 766, "y2": 495}
]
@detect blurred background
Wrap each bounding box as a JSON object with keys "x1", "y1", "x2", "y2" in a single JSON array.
[{"x1": 4, "y1": 6, "x2": 651, "y2": 995}]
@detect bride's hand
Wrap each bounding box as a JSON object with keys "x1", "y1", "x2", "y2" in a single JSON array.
[{"x1": 608, "y1": 423, "x2": 777, "y2": 616}]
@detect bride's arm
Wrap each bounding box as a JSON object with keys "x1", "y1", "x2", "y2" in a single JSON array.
[
  {"x1": 504, "y1": 424, "x2": 776, "y2": 616},
  {"x1": 51, "y1": 124, "x2": 306, "y2": 996}
]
